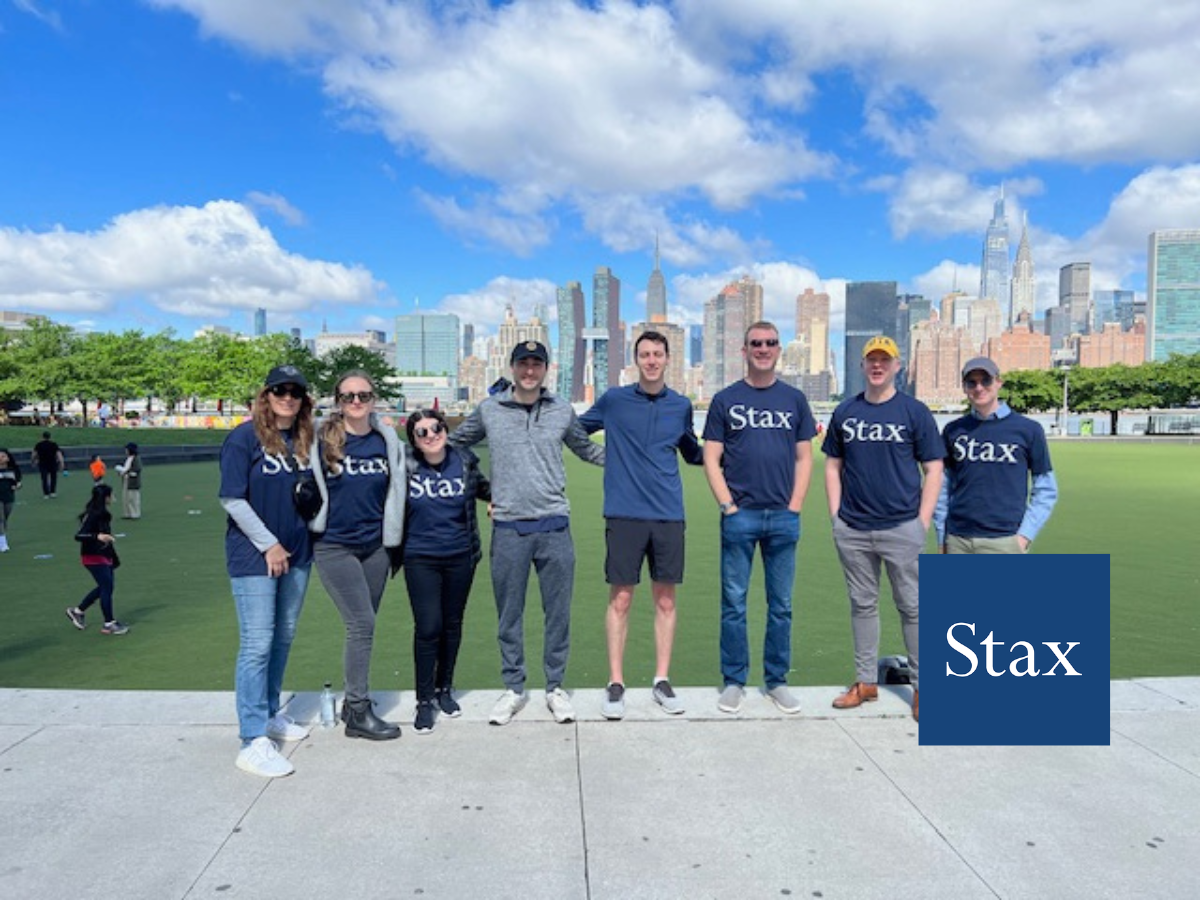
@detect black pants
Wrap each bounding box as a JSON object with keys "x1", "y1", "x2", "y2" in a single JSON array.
[
  {"x1": 79, "y1": 563, "x2": 115, "y2": 621},
  {"x1": 39, "y1": 467, "x2": 57, "y2": 496},
  {"x1": 403, "y1": 555, "x2": 476, "y2": 701}
]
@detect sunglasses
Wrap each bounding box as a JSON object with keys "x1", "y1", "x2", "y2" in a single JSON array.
[
  {"x1": 267, "y1": 384, "x2": 306, "y2": 400},
  {"x1": 963, "y1": 375, "x2": 995, "y2": 389},
  {"x1": 414, "y1": 422, "x2": 446, "y2": 439},
  {"x1": 337, "y1": 390, "x2": 375, "y2": 405},
  {"x1": 747, "y1": 338, "x2": 780, "y2": 348}
]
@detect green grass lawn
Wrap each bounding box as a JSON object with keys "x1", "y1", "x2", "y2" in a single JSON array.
[
  {"x1": 0, "y1": 441, "x2": 1195, "y2": 692},
  {"x1": 0, "y1": 425, "x2": 231, "y2": 449}
]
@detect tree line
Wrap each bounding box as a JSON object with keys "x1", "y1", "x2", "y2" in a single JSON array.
[{"x1": 0, "y1": 318, "x2": 401, "y2": 421}]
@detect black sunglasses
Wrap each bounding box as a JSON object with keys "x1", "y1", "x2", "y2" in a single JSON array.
[
  {"x1": 414, "y1": 422, "x2": 446, "y2": 439},
  {"x1": 337, "y1": 391, "x2": 375, "y2": 404},
  {"x1": 267, "y1": 384, "x2": 306, "y2": 399},
  {"x1": 963, "y1": 375, "x2": 995, "y2": 389},
  {"x1": 747, "y1": 338, "x2": 780, "y2": 348}
]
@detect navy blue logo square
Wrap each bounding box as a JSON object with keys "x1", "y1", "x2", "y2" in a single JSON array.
[{"x1": 919, "y1": 554, "x2": 1110, "y2": 746}]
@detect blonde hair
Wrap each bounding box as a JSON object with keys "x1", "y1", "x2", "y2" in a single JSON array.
[
  {"x1": 252, "y1": 386, "x2": 314, "y2": 464},
  {"x1": 320, "y1": 370, "x2": 376, "y2": 474}
]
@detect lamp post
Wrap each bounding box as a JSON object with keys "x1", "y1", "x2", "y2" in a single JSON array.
[{"x1": 1060, "y1": 365, "x2": 1071, "y2": 435}]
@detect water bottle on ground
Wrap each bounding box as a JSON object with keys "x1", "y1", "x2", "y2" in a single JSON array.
[{"x1": 320, "y1": 682, "x2": 336, "y2": 728}]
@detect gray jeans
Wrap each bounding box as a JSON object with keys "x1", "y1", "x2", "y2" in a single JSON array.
[
  {"x1": 490, "y1": 526, "x2": 575, "y2": 693},
  {"x1": 832, "y1": 516, "x2": 924, "y2": 690},
  {"x1": 314, "y1": 541, "x2": 390, "y2": 703}
]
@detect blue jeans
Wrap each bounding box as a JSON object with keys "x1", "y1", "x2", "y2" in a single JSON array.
[
  {"x1": 232, "y1": 566, "x2": 311, "y2": 744},
  {"x1": 719, "y1": 508, "x2": 800, "y2": 689}
]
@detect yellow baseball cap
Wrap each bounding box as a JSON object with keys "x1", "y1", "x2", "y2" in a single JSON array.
[{"x1": 862, "y1": 335, "x2": 900, "y2": 359}]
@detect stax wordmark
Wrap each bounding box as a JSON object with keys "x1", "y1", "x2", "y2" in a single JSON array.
[{"x1": 945, "y1": 622, "x2": 1082, "y2": 677}]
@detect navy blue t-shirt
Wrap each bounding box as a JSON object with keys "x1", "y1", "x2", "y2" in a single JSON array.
[
  {"x1": 219, "y1": 421, "x2": 314, "y2": 577},
  {"x1": 702, "y1": 379, "x2": 817, "y2": 509},
  {"x1": 404, "y1": 451, "x2": 471, "y2": 558},
  {"x1": 321, "y1": 431, "x2": 389, "y2": 546},
  {"x1": 943, "y1": 411, "x2": 1053, "y2": 538},
  {"x1": 824, "y1": 391, "x2": 943, "y2": 530}
]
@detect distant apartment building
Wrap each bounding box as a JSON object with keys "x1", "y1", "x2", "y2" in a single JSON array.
[
  {"x1": 909, "y1": 319, "x2": 978, "y2": 404},
  {"x1": 592, "y1": 266, "x2": 623, "y2": 391},
  {"x1": 1076, "y1": 321, "x2": 1147, "y2": 368},
  {"x1": 844, "y1": 280, "x2": 898, "y2": 398},
  {"x1": 986, "y1": 314, "x2": 1051, "y2": 373},
  {"x1": 795, "y1": 288, "x2": 831, "y2": 375},
  {"x1": 1059, "y1": 263, "x2": 1092, "y2": 335},
  {"x1": 689, "y1": 324, "x2": 703, "y2": 366},
  {"x1": 968, "y1": 297, "x2": 1003, "y2": 355},
  {"x1": 556, "y1": 281, "x2": 586, "y2": 402},
  {"x1": 314, "y1": 330, "x2": 395, "y2": 368},
  {"x1": 395, "y1": 312, "x2": 459, "y2": 376},
  {"x1": 458, "y1": 354, "x2": 488, "y2": 405},
  {"x1": 703, "y1": 281, "x2": 752, "y2": 397},
  {"x1": 1146, "y1": 229, "x2": 1200, "y2": 361},
  {"x1": 253, "y1": 308, "x2": 267, "y2": 337}
]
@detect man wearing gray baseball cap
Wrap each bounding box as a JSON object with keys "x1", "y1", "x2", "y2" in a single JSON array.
[{"x1": 933, "y1": 356, "x2": 1058, "y2": 554}]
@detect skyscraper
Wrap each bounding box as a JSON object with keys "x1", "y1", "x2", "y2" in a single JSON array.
[
  {"x1": 462, "y1": 322, "x2": 475, "y2": 359},
  {"x1": 980, "y1": 188, "x2": 1012, "y2": 322},
  {"x1": 702, "y1": 283, "x2": 750, "y2": 398},
  {"x1": 253, "y1": 308, "x2": 267, "y2": 337},
  {"x1": 1058, "y1": 263, "x2": 1092, "y2": 335},
  {"x1": 556, "y1": 281, "x2": 586, "y2": 402},
  {"x1": 1091, "y1": 289, "x2": 1132, "y2": 332},
  {"x1": 795, "y1": 288, "x2": 830, "y2": 375},
  {"x1": 1010, "y1": 213, "x2": 1036, "y2": 327},
  {"x1": 394, "y1": 312, "x2": 460, "y2": 377},
  {"x1": 689, "y1": 324, "x2": 703, "y2": 366},
  {"x1": 843, "y1": 281, "x2": 898, "y2": 398},
  {"x1": 1146, "y1": 229, "x2": 1200, "y2": 360},
  {"x1": 646, "y1": 234, "x2": 667, "y2": 322},
  {"x1": 592, "y1": 266, "x2": 622, "y2": 390}
]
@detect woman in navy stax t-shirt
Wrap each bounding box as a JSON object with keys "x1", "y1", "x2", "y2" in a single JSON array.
[
  {"x1": 309, "y1": 370, "x2": 409, "y2": 741},
  {"x1": 218, "y1": 365, "x2": 315, "y2": 779},
  {"x1": 403, "y1": 408, "x2": 490, "y2": 734}
]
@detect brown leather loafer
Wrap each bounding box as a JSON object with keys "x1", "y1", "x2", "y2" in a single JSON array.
[
  {"x1": 912, "y1": 689, "x2": 919, "y2": 722},
  {"x1": 832, "y1": 682, "x2": 879, "y2": 709}
]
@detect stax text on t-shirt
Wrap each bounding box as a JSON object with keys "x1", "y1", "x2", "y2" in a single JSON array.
[
  {"x1": 321, "y1": 430, "x2": 389, "y2": 547},
  {"x1": 404, "y1": 451, "x2": 471, "y2": 558},
  {"x1": 702, "y1": 380, "x2": 817, "y2": 510}
]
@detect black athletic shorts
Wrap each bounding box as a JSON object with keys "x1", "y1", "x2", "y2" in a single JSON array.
[{"x1": 604, "y1": 518, "x2": 685, "y2": 586}]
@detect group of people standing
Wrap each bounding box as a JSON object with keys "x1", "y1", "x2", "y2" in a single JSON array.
[{"x1": 220, "y1": 323, "x2": 1056, "y2": 779}]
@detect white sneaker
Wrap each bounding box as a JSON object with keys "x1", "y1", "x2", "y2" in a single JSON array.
[
  {"x1": 236, "y1": 736, "x2": 294, "y2": 778},
  {"x1": 488, "y1": 689, "x2": 527, "y2": 726},
  {"x1": 718, "y1": 684, "x2": 745, "y2": 714},
  {"x1": 766, "y1": 684, "x2": 802, "y2": 715},
  {"x1": 546, "y1": 687, "x2": 575, "y2": 724},
  {"x1": 266, "y1": 713, "x2": 310, "y2": 742}
]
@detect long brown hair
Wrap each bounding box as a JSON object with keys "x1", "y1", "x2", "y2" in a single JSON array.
[
  {"x1": 252, "y1": 384, "x2": 314, "y2": 464},
  {"x1": 320, "y1": 370, "x2": 376, "y2": 474}
]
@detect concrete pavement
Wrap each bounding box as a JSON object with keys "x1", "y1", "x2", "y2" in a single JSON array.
[{"x1": 2, "y1": 679, "x2": 1198, "y2": 899}]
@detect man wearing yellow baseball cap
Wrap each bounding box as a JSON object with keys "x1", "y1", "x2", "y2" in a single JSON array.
[{"x1": 823, "y1": 334, "x2": 943, "y2": 722}]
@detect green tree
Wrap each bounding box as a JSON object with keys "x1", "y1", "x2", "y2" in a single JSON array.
[
  {"x1": 999, "y1": 368, "x2": 1059, "y2": 412},
  {"x1": 313, "y1": 345, "x2": 401, "y2": 402},
  {"x1": 9, "y1": 318, "x2": 78, "y2": 415}
]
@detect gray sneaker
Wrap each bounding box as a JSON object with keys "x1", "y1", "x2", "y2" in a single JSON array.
[
  {"x1": 717, "y1": 684, "x2": 745, "y2": 714},
  {"x1": 652, "y1": 679, "x2": 685, "y2": 715},
  {"x1": 601, "y1": 682, "x2": 626, "y2": 720},
  {"x1": 488, "y1": 689, "x2": 527, "y2": 726},
  {"x1": 766, "y1": 684, "x2": 802, "y2": 715},
  {"x1": 546, "y1": 687, "x2": 576, "y2": 724}
]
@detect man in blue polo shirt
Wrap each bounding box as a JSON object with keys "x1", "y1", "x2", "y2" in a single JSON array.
[
  {"x1": 703, "y1": 321, "x2": 817, "y2": 716},
  {"x1": 580, "y1": 330, "x2": 703, "y2": 719},
  {"x1": 934, "y1": 356, "x2": 1058, "y2": 554},
  {"x1": 824, "y1": 335, "x2": 943, "y2": 722}
]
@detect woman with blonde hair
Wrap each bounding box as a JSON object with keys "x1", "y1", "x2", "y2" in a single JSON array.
[
  {"x1": 219, "y1": 364, "x2": 316, "y2": 778},
  {"x1": 310, "y1": 370, "x2": 409, "y2": 740}
]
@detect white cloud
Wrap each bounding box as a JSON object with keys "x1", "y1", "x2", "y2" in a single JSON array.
[
  {"x1": 245, "y1": 191, "x2": 307, "y2": 226},
  {"x1": 14, "y1": 0, "x2": 62, "y2": 30},
  {"x1": 438, "y1": 276, "x2": 560, "y2": 336},
  {"x1": 417, "y1": 191, "x2": 552, "y2": 257},
  {"x1": 0, "y1": 200, "x2": 380, "y2": 319}
]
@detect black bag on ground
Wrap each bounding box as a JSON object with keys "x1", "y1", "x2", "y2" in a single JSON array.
[{"x1": 878, "y1": 655, "x2": 912, "y2": 684}]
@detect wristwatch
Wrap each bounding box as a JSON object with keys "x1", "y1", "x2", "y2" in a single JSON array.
[{"x1": 719, "y1": 501, "x2": 734, "y2": 515}]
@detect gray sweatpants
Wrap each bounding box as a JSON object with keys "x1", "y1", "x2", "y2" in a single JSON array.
[
  {"x1": 832, "y1": 516, "x2": 924, "y2": 690},
  {"x1": 490, "y1": 526, "x2": 575, "y2": 693},
  {"x1": 314, "y1": 541, "x2": 390, "y2": 703}
]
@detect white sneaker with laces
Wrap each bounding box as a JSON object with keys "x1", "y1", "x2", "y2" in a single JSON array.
[
  {"x1": 266, "y1": 713, "x2": 310, "y2": 742},
  {"x1": 236, "y1": 736, "x2": 294, "y2": 778},
  {"x1": 488, "y1": 689, "x2": 527, "y2": 726},
  {"x1": 546, "y1": 687, "x2": 575, "y2": 724}
]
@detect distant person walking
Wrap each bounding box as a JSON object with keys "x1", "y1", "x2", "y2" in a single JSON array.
[
  {"x1": 309, "y1": 371, "x2": 409, "y2": 741},
  {"x1": 824, "y1": 336, "x2": 943, "y2": 723},
  {"x1": 31, "y1": 431, "x2": 63, "y2": 498},
  {"x1": 115, "y1": 442, "x2": 142, "y2": 519},
  {"x1": 449, "y1": 340, "x2": 605, "y2": 726},
  {"x1": 934, "y1": 356, "x2": 1058, "y2": 554},
  {"x1": 65, "y1": 484, "x2": 129, "y2": 635},
  {"x1": 703, "y1": 321, "x2": 817, "y2": 716},
  {"x1": 219, "y1": 364, "x2": 316, "y2": 779},
  {"x1": 0, "y1": 448, "x2": 22, "y2": 553},
  {"x1": 579, "y1": 330, "x2": 703, "y2": 719},
  {"x1": 402, "y1": 407, "x2": 491, "y2": 734}
]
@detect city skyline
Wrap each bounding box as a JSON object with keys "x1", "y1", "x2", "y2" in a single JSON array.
[{"x1": 3, "y1": 1, "x2": 1200, "y2": 384}]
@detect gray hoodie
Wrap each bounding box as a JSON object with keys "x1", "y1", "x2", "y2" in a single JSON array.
[
  {"x1": 449, "y1": 386, "x2": 603, "y2": 522},
  {"x1": 308, "y1": 412, "x2": 408, "y2": 548}
]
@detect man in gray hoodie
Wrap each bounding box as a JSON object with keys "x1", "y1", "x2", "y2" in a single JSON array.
[{"x1": 450, "y1": 341, "x2": 605, "y2": 725}]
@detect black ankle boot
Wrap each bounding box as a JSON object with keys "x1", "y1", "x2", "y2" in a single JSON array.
[{"x1": 342, "y1": 698, "x2": 401, "y2": 740}]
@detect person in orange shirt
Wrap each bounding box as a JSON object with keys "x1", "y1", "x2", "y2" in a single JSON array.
[{"x1": 89, "y1": 454, "x2": 107, "y2": 484}]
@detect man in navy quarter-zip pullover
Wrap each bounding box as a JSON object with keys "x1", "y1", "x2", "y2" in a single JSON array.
[{"x1": 580, "y1": 331, "x2": 703, "y2": 719}]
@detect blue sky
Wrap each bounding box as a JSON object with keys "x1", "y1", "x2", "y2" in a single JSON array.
[{"x1": 3, "y1": 0, "x2": 1200, "y2": 367}]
